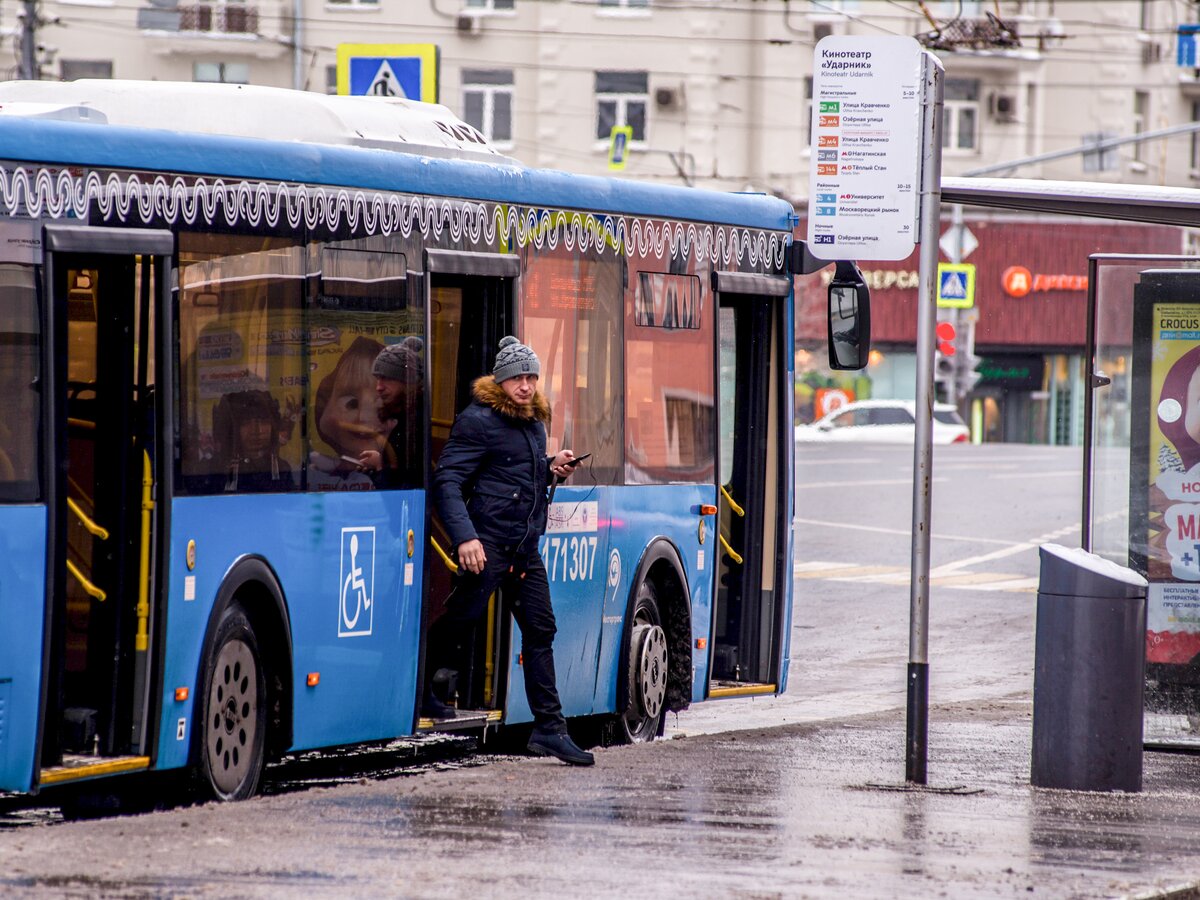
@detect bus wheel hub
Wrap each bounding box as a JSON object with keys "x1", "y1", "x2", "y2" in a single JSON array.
[{"x1": 633, "y1": 624, "x2": 668, "y2": 720}]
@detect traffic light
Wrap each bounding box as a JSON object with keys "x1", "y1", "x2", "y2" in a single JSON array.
[
  {"x1": 956, "y1": 347, "x2": 982, "y2": 394},
  {"x1": 934, "y1": 321, "x2": 956, "y2": 384}
]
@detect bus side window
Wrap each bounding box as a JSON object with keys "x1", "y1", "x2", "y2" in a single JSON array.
[
  {"x1": 307, "y1": 243, "x2": 422, "y2": 491},
  {"x1": 176, "y1": 232, "x2": 305, "y2": 495}
]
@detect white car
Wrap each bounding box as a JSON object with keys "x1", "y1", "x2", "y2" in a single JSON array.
[{"x1": 795, "y1": 399, "x2": 970, "y2": 444}]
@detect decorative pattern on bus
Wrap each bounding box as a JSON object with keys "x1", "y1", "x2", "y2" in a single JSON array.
[{"x1": 0, "y1": 165, "x2": 788, "y2": 269}]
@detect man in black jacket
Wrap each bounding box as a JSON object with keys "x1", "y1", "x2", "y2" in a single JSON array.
[{"x1": 429, "y1": 335, "x2": 594, "y2": 766}]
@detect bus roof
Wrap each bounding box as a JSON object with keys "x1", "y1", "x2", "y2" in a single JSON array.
[
  {"x1": 0, "y1": 80, "x2": 795, "y2": 232},
  {"x1": 0, "y1": 79, "x2": 514, "y2": 165}
]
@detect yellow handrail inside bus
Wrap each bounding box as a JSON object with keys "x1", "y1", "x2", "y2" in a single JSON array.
[
  {"x1": 66, "y1": 559, "x2": 106, "y2": 602},
  {"x1": 430, "y1": 535, "x2": 459, "y2": 573},
  {"x1": 136, "y1": 451, "x2": 154, "y2": 652},
  {"x1": 484, "y1": 592, "x2": 496, "y2": 706},
  {"x1": 67, "y1": 496, "x2": 109, "y2": 541},
  {"x1": 718, "y1": 534, "x2": 743, "y2": 565},
  {"x1": 720, "y1": 484, "x2": 745, "y2": 518},
  {"x1": 67, "y1": 417, "x2": 96, "y2": 431}
]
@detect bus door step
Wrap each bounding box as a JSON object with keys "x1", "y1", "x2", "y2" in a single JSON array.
[
  {"x1": 416, "y1": 708, "x2": 502, "y2": 732},
  {"x1": 708, "y1": 681, "x2": 777, "y2": 699},
  {"x1": 40, "y1": 754, "x2": 150, "y2": 787}
]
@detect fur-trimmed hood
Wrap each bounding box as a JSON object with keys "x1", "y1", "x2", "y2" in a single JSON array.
[{"x1": 471, "y1": 375, "x2": 551, "y2": 424}]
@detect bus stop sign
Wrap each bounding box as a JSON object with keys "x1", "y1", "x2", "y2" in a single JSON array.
[{"x1": 806, "y1": 35, "x2": 923, "y2": 261}]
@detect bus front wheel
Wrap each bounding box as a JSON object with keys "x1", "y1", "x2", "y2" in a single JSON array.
[
  {"x1": 614, "y1": 579, "x2": 668, "y2": 744},
  {"x1": 198, "y1": 602, "x2": 267, "y2": 801}
]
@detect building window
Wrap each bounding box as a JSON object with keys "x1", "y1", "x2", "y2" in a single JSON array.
[
  {"x1": 326, "y1": 65, "x2": 338, "y2": 95},
  {"x1": 327, "y1": 0, "x2": 379, "y2": 7},
  {"x1": 941, "y1": 77, "x2": 979, "y2": 153},
  {"x1": 60, "y1": 60, "x2": 113, "y2": 80},
  {"x1": 595, "y1": 71, "x2": 647, "y2": 143},
  {"x1": 194, "y1": 62, "x2": 249, "y2": 84},
  {"x1": 1134, "y1": 90, "x2": 1150, "y2": 164},
  {"x1": 465, "y1": 0, "x2": 514, "y2": 9},
  {"x1": 599, "y1": 0, "x2": 649, "y2": 8},
  {"x1": 461, "y1": 69, "x2": 513, "y2": 147}
]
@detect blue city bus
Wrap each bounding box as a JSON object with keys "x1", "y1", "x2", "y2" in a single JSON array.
[{"x1": 0, "y1": 80, "x2": 810, "y2": 800}]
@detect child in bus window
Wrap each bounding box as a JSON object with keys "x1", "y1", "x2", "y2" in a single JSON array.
[
  {"x1": 212, "y1": 389, "x2": 294, "y2": 493},
  {"x1": 309, "y1": 335, "x2": 389, "y2": 490}
]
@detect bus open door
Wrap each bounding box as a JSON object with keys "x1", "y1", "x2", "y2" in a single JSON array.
[
  {"x1": 32, "y1": 225, "x2": 174, "y2": 792},
  {"x1": 422, "y1": 249, "x2": 517, "y2": 729},
  {"x1": 711, "y1": 271, "x2": 794, "y2": 698}
]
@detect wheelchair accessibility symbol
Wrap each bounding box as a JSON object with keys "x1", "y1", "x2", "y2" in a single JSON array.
[{"x1": 339, "y1": 526, "x2": 375, "y2": 637}]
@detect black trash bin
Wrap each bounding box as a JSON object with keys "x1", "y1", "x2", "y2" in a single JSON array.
[{"x1": 1031, "y1": 542, "x2": 1148, "y2": 792}]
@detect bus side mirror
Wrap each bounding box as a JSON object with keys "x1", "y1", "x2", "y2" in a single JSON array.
[{"x1": 827, "y1": 261, "x2": 870, "y2": 371}]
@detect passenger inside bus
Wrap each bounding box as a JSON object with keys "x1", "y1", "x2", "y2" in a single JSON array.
[
  {"x1": 211, "y1": 389, "x2": 294, "y2": 493},
  {"x1": 358, "y1": 336, "x2": 424, "y2": 490},
  {"x1": 310, "y1": 335, "x2": 388, "y2": 491}
]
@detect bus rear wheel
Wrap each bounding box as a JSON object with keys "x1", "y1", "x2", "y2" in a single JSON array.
[
  {"x1": 613, "y1": 579, "x2": 668, "y2": 744},
  {"x1": 198, "y1": 602, "x2": 266, "y2": 801}
]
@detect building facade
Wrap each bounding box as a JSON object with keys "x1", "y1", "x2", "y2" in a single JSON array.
[{"x1": 11, "y1": 0, "x2": 1200, "y2": 442}]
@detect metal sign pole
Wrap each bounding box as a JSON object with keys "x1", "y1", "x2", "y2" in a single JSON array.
[{"x1": 906, "y1": 50, "x2": 945, "y2": 786}]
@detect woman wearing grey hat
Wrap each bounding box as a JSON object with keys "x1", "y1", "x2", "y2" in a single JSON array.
[{"x1": 429, "y1": 335, "x2": 593, "y2": 765}]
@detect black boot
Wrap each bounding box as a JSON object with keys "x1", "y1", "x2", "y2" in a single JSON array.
[{"x1": 527, "y1": 730, "x2": 594, "y2": 766}]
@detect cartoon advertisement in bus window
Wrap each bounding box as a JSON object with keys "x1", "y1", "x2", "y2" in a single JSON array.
[
  {"x1": 190, "y1": 309, "x2": 304, "y2": 493},
  {"x1": 1146, "y1": 304, "x2": 1200, "y2": 663},
  {"x1": 307, "y1": 312, "x2": 424, "y2": 491}
]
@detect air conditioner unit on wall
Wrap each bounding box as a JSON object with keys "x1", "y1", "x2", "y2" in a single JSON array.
[
  {"x1": 813, "y1": 22, "x2": 837, "y2": 42},
  {"x1": 456, "y1": 13, "x2": 481, "y2": 36},
  {"x1": 989, "y1": 92, "x2": 1018, "y2": 123},
  {"x1": 655, "y1": 87, "x2": 680, "y2": 110}
]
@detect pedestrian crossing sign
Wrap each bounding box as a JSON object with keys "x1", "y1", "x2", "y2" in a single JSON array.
[
  {"x1": 336, "y1": 43, "x2": 439, "y2": 102},
  {"x1": 936, "y1": 262, "x2": 976, "y2": 309}
]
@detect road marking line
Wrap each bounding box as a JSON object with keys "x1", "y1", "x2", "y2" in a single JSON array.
[
  {"x1": 793, "y1": 562, "x2": 1040, "y2": 593},
  {"x1": 797, "y1": 478, "x2": 950, "y2": 489},
  {"x1": 929, "y1": 521, "x2": 1080, "y2": 574},
  {"x1": 987, "y1": 470, "x2": 1081, "y2": 480},
  {"x1": 795, "y1": 565, "x2": 903, "y2": 579},
  {"x1": 793, "y1": 516, "x2": 1028, "y2": 547}
]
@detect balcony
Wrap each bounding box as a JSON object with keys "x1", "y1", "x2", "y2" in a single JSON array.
[
  {"x1": 139, "y1": 1, "x2": 285, "y2": 58},
  {"x1": 179, "y1": 3, "x2": 258, "y2": 33},
  {"x1": 917, "y1": 12, "x2": 1021, "y2": 52}
]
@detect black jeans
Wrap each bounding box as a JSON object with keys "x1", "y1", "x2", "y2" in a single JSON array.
[{"x1": 427, "y1": 544, "x2": 566, "y2": 735}]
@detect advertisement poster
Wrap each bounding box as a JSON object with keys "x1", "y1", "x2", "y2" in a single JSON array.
[{"x1": 1145, "y1": 302, "x2": 1200, "y2": 663}]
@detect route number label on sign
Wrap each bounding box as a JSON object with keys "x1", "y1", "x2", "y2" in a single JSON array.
[{"x1": 806, "y1": 35, "x2": 923, "y2": 261}]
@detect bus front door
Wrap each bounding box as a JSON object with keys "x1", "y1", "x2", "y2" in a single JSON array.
[
  {"x1": 712, "y1": 281, "x2": 791, "y2": 696},
  {"x1": 423, "y1": 249, "x2": 517, "y2": 726},
  {"x1": 37, "y1": 226, "x2": 174, "y2": 788}
]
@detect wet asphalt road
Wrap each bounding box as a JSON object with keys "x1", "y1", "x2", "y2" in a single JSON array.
[
  {"x1": 7, "y1": 701, "x2": 1200, "y2": 898},
  {"x1": 7, "y1": 443, "x2": 1200, "y2": 897}
]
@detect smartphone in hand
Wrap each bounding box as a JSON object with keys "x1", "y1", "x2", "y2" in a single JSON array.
[{"x1": 565, "y1": 452, "x2": 591, "y2": 468}]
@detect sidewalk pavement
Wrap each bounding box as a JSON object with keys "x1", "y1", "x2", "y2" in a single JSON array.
[{"x1": 7, "y1": 696, "x2": 1200, "y2": 898}]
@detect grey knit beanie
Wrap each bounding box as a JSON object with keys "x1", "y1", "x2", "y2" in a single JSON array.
[
  {"x1": 493, "y1": 335, "x2": 540, "y2": 383},
  {"x1": 372, "y1": 337, "x2": 424, "y2": 382}
]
